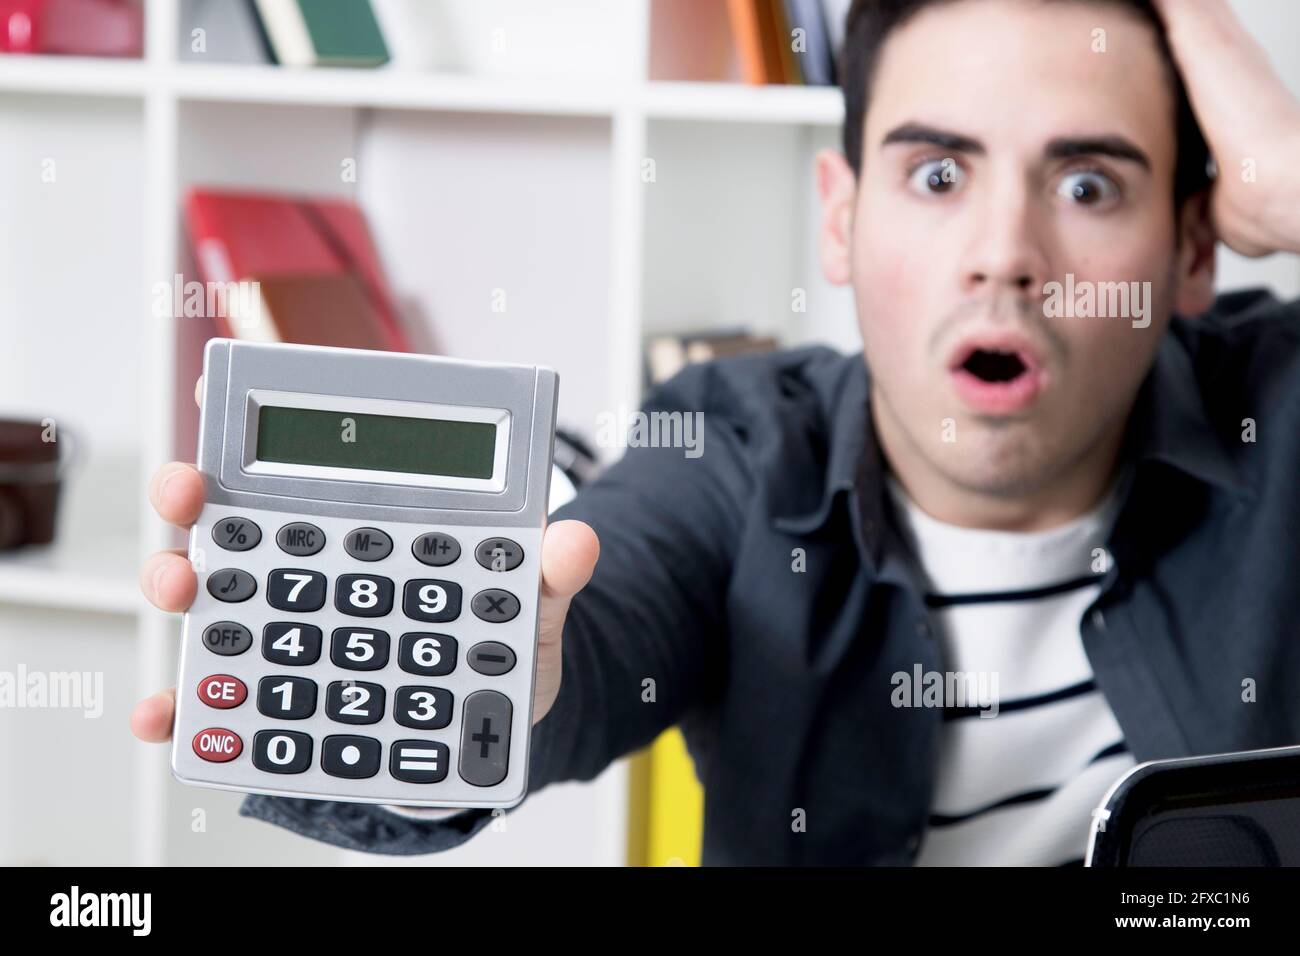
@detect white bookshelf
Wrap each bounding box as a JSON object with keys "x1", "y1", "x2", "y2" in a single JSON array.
[{"x1": 1, "y1": 0, "x2": 1296, "y2": 868}]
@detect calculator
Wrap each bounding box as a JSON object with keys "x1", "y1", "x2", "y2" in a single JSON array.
[{"x1": 170, "y1": 339, "x2": 558, "y2": 809}]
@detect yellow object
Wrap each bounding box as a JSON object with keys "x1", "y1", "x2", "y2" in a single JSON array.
[{"x1": 626, "y1": 726, "x2": 705, "y2": 866}]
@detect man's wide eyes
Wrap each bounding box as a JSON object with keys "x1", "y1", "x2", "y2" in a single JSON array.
[
  {"x1": 902, "y1": 160, "x2": 1123, "y2": 206},
  {"x1": 1057, "y1": 169, "x2": 1121, "y2": 206},
  {"x1": 906, "y1": 158, "x2": 963, "y2": 194}
]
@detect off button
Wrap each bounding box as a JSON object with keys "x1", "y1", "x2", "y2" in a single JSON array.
[
  {"x1": 202, "y1": 622, "x2": 252, "y2": 656},
  {"x1": 192, "y1": 728, "x2": 243, "y2": 763}
]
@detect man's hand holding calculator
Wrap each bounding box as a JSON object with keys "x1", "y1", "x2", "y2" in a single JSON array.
[{"x1": 130, "y1": 341, "x2": 599, "y2": 812}]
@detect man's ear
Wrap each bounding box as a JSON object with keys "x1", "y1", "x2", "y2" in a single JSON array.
[
  {"x1": 1172, "y1": 190, "x2": 1217, "y2": 317},
  {"x1": 815, "y1": 148, "x2": 857, "y2": 286}
]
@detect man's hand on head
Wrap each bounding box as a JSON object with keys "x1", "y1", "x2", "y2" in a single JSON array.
[{"x1": 1152, "y1": 0, "x2": 1300, "y2": 257}]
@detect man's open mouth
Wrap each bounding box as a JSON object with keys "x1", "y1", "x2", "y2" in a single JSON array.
[
  {"x1": 960, "y1": 348, "x2": 1028, "y2": 384},
  {"x1": 947, "y1": 337, "x2": 1047, "y2": 415}
]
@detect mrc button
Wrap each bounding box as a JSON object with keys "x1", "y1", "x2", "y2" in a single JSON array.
[
  {"x1": 345, "y1": 527, "x2": 393, "y2": 561},
  {"x1": 192, "y1": 728, "x2": 242, "y2": 763},
  {"x1": 198, "y1": 674, "x2": 247, "y2": 709},
  {"x1": 277, "y1": 522, "x2": 325, "y2": 556},
  {"x1": 202, "y1": 622, "x2": 252, "y2": 656}
]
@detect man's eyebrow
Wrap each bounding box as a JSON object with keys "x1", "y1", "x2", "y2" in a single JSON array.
[
  {"x1": 880, "y1": 123, "x2": 985, "y2": 155},
  {"x1": 1044, "y1": 136, "x2": 1151, "y2": 170}
]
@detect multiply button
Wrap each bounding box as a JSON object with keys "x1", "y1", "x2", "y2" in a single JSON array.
[
  {"x1": 277, "y1": 522, "x2": 325, "y2": 556},
  {"x1": 472, "y1": 589, "x2": 519, "y2": 623},
  {"x1": 192, "y1": 727, "x2": 242, "y2": 763},
  {"x1": 202, "y1": 621, "x2": 252, "y2": 656},
  {"x1": 412, "y1": 532, "x2": 461, "y2": 567},
  {"x1": 212, "y1": 517, "x2": 260, "y2": 552},
  {"x1": 345, "y1": 527, "x2": 393, "y2": 561},
  {"x1": 459, "y1": 691, "x2": 511, "y2": 787},
  {"x1": 475, "y1": 537, "x2": 523, "y2": 571},
  {"x1": 390, "y1": 740, "x2": 450, "y2": 784},
  {"x1": 198, "y1": 674, "x2": 247, "y2": 709},
  {"x1": 208, "y1": 569, "x2": 256, "y2": 603}
]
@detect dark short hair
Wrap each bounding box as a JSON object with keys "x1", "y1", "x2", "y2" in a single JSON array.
[{"x1": 837, "y1": 0, "x2": 1212, "y2": 207}]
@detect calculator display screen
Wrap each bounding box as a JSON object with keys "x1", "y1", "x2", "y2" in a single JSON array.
[{"x1": 255, "y1": 405, "x2": 497, "y2": 480}]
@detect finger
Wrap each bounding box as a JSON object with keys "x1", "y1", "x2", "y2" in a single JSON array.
[
  {"x1": 194, "y1": 375, "x2": 205, "y2": 407},
  {"x1": 130, "y1": 688, "x2": 176, "y2": 743},
  {"x1": 140, "y1": 549, "x2": 198, "y2": 612},
  {"x1": 148, "y1": 461, "x2": 205, "y2": 529},
  {"x1": 537, "y1": 520, "x2": 599, "y2": 643}
]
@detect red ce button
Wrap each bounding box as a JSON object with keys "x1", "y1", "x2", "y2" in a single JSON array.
[
  {"x1": 192, "y1": 728, "x2": 243, "y2": 762},
  {"x1": 198, "y1": 674, "x2": 247, "y2": 709}
]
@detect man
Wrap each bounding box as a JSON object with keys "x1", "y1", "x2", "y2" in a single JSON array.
[{"x1": 133, "y1": 0, "x2": 1300, "y2": 864}]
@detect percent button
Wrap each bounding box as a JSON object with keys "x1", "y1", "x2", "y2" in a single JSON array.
[{"x1": 212, "y1": 517, "x2": 261, "y2": 552}]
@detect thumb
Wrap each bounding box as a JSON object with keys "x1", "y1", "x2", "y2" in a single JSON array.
[{"x1": 537, "y1": 519, "x2": 599, "y2": 645}]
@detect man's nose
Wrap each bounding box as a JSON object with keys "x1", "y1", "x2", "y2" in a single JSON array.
[{"x1": 960, "y1": 187, "x2": 1049, "y2": 297}]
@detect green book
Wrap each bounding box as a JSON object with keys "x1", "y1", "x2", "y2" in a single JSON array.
[{"x1": 254, "y1": 0, "x2": 389, "y2": 68}]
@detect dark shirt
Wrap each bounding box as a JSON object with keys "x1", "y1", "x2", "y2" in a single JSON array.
[{"x1": 241, "y1": 289, "x2": 1300, "y2": 864}]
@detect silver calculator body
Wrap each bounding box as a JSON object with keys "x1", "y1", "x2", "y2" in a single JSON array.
[{"x1": 171, "y1": 340, "x2": 558, "y2": 809}]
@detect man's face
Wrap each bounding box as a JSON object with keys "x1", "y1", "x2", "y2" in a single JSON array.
[{"x1": 839, "y1": 0, "x2": 1209, "y2": 504}]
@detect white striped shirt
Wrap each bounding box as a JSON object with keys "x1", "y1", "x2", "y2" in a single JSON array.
[{"x1": 886, "y1": 476, "x2": 1136, "y2": 866}]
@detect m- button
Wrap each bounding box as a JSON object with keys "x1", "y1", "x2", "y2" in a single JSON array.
[{"x1": 345, "y1": 527, "x2": 393, "y2": 561}]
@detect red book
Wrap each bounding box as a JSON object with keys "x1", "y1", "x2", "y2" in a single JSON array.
[
  {"x1": 184, "y1": 189, "x2": 410, "y2": 351},
  {"x1": 0, "y1": 0, "x2": 143, "y2": 56}
]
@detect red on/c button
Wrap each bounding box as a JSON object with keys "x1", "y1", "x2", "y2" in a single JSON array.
[
  {"x1": 198, "y1": 674, "x2": 247, "y2": 709},
  {"x1": 192, "y1": 728, "x2": 243, "y2": 762}
]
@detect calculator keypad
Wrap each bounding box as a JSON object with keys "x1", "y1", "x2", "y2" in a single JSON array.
[
  {"x1": 257, "y1": 675, "x2": 318, "y2": 720},
  {"x1": 330, "y1": 628, "x2": 391, "y2": 670},
  {"x1": 325, "y1": 680, "x2": 385, "y2": 724},
  {"x1": 398, "y1": 633, "x2": 457, "y2": 676},
  {"x1": 335, "y1": 574, "x2": 394, "y2": 617},
  {"x1": 267, "y1": 569, "x2": 327, "y2": 611},
  {"x1": 253, "y1": 730, "x2": 313, "y2": 774},
  {"x1": 177, "y1": 510, "x2": 540, "y2": 806},
  {"x1": 402, "y1": 579, "x2": 462, "y2": 623},
  {"x1": 262, "y1": 622, "x2": 323, "y2": 666}
]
